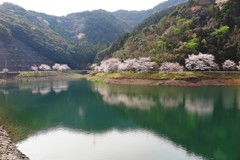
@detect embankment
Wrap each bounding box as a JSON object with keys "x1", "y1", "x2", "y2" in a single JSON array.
[
  {"x1": 0, "y1": 126, "x2": 29, "y2": 160},
  {"x1": 87, "y1": 72, "x2": 240, "y2": 86}
]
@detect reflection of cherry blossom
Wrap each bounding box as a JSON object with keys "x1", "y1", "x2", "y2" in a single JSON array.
[
  {"x1": 52, "y1": 81, "x2": 68, "y2": 93},
  {"x1": 39, "y1": 82, "x2": 51, "y2": 95},
  {"x1": 159, "y1": 96, "x2": 183, "y2": 108},
  {"x1": 93, "y1": 84, "x2": 155, "y2": 110},
  {"x1": 31, "y1": 81, "x2": 69, "y2": 95},
  {"x1": 32, "y1": 88, "x2": 39, "y2": 94},
  {"x1": 185, "y1": 98, "x2": 214, "y2": 116}
]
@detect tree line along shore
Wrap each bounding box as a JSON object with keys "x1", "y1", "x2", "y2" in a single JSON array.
[{"x1": 1, "y1": 70, "x2": 240, "y2": 86}]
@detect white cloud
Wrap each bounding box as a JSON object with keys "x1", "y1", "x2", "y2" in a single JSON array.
[{"x1": 0, "y1": 0, "x2": 166, "y2": 16}]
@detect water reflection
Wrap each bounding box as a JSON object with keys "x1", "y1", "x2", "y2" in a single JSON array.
[
  {"x1": 19, "y1": 81, "x2": 69, "y2": 95},
  {"x1": 93, "y1": 84, "x2": 155, "y2": 110},
  {"x1": 185, "y1": 98, "x2": 214, "y2": 116},
  {"x1": 92, "y1": 84, "x2": 240, "y2": 116},
  {"x1": 18, "y1": 128, "x2": 202, "y2": 160},
  {"x1": 0, "y1": 81, "x2": 240, "y2": 160},
  {"x1": 222, "y1": 89, "x2": 235, "y2": 109},
  {"x1": 159, "y1": 95, "x2": 183, "y2": 108},
  {"x1": 93, "y1": 84, "x2": 216, "y2": 116}
]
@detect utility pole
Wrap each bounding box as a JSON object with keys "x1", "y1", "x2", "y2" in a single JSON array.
[{"x1": 5, "y1": 56, "x2": 6, "y2": 69}]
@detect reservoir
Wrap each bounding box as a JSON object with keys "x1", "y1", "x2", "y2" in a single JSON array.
[{"x1": 0, "y1": 80, "x2": 239, "y2": 160}]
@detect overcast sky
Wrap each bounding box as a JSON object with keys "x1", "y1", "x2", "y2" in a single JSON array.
[{"x1": 0, "y1": 0, "x2": 166, "y2": 16}]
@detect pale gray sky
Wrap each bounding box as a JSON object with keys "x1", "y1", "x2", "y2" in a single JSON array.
[{"x1": 0, "y1": 0, "x2": 166, "y2": 16}]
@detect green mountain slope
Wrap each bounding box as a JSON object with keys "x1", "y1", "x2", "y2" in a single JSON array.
[
  {"x1": 99, "y1": 0, "x2": 240, "y2": 66},
  {"x1": 0, "y1": 3, "x2": 77, "y2": 69},
  {"x1": 0, "y1": 3, "x2": 131, "y2": 70},
  {"x1": 95, "y1": 5, "x2": 182, "y2": 62}
]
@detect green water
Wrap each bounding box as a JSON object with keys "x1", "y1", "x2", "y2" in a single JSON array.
[{"x1": 0, "y1": 80, "x2": 240, "y2": 160}]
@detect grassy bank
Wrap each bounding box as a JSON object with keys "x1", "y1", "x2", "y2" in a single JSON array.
[
  {"x1": 87, "y1": 71, "x2": 240, "y2": 86},
  {"x1": 89, "y1": 71, "x2": 240, "y2": 80},
  {"x1": 17, "y1": 71, "x2": 83, "y2": 80}
]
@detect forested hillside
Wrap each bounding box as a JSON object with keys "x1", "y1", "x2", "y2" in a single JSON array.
[
  {"x1": 0, "y1": 3, "x2": 130, "y2": 70},
  {"x1": 0, "y1": 0, "x2": 187, "y2": 70},
  {"x1": 99, "y1": 0, "x2": 240, "y2": 68}
]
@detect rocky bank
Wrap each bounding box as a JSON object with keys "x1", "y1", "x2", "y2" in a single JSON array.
[{"x1": 0, "y1": 126, "x2": 29, "y2": 160}]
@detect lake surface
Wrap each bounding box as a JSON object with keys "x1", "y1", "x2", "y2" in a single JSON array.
[{"x1": 0, "y1": 80, "x2": 240, "y2": 160}]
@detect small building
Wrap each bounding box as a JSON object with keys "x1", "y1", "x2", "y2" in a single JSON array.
[{"x1": 2, "y1": 68, "x2": 9, "y2": 73}]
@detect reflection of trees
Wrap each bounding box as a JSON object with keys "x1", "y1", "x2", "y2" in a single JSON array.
[
  {"x1": 39, "y1": 82, "x2": 51, "y2": 95},
  {"x1": 1, "y1": 82, "x2": 240, "y2": 160},
  {"x1": 222, "y1": 89, "x2": 235, "y2": 109},
  {"x1": 111, "y1": 88, "x2": 240, "y2": 160},
  {"x1": 0, "y1": 81, "x2": 136, "y2": 141},
  {"x1": 29, "y1": 81, "x2": 69, "y2": 95},
  {"x1": 159, "y1": 96, "x2": 183, "y2": 108},
  {"x1": 52, "y1": 81, "x2": 68, "y2": 93},
  {"x1": 185, "y1": 98, "x2": 214, "y2": 116},
  {"x1": 93, "y1": 84, "x2": 155, "y2": 110}
]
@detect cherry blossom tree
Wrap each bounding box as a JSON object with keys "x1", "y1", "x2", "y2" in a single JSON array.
[
  {"x1": 39, "y1": 64, "x2": 51, "y2": 71},
  {"x1": 222, "y1": 60, "x2": 236, "y2": 71},
  {"x1": 98, "y1": 58, "x2": 121, "y2": 72},
  {"x1": 91, "y1": 57, "x2": 158, "y2": 72},
  {"x1": 31, "y1": 65, "x2": 38, "y2": 71},
  {"x1": 237, "y1": 62, "x2": 240, "y2": 70},
  {"x1": 185, "y1": 53, "x2": 219, "y2": 71},
  {"x1": 160, "y1": 62, "x2": 184, "y2": 72},
  {"x1": 52, "y1": 64, "x2": 71, "y2": 71}
]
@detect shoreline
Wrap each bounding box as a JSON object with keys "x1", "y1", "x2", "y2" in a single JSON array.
[
  {"x1": 1, "y1": 71, "x2": 240, "y2": 87},
  {"x1": 0, "y1": 126, "x2": 29, "y2": 160},
  {"x1": 87, "y1": 72, "x2": 240, "y2": 86},
  {"x1": 0, "y1": 71, "x2": 84, "y2": 84},
  {"x1": 103, "y1": 78, "x2": 240, "y2": 86}
]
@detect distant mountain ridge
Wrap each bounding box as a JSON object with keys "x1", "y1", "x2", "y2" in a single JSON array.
[
  {"x1": 0, "y1": 0, "x2": 187, "y2": 70},
  {"x1": 113, "y1": 0, "x2": 188, "y2": 27}
]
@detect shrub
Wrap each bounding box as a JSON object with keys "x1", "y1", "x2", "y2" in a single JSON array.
[
  {"x1": 157, "y1": 40, "x2": 167, "y2": 49},
  {"x1": 222, "y1": 60, "x2": 236, "y2": 70},
  {"x1": 211, "y1": 25, "x2": 229, "y2": 37},
  {"x1": 172, "y1": 28, "x2": 181, "y2": 35},
  {"x1": 160, "y1": 62, "x2": 184, "y2": 72},
  {"x1": 185, "y1": 53, "x2": 219, "y2": 71},
  {"x1": 185, "y1": 37, "x2": 199, "y2": 51}
]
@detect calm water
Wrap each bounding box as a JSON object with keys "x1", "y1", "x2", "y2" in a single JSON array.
[{"x1": 0, "y1": 80, "x2": 240, "y2": 160}]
